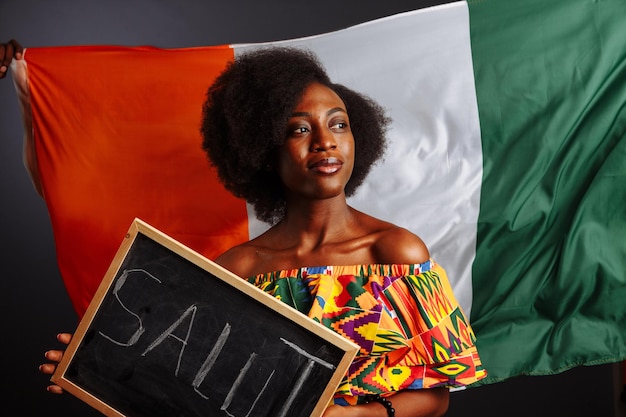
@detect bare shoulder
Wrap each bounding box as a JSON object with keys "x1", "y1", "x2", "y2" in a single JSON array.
[
  {"x1": 372, "y1": 224, "x2": 430, "y2": 265},
  {"x1": 214, "y1": 243, "x2": 259, "y2": 278}
]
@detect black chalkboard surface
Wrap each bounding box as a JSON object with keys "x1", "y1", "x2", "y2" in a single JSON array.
[{"x1": 52, "y1": 218, "x2": 358, "y2": 417}]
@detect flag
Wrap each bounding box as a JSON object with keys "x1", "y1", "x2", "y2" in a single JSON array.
[{"x1": 11, "y1": 0, "x2": 626, "y2": 385}]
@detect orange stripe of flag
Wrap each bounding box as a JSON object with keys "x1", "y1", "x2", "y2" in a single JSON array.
[{"x1": 25, "y1": 45, "x2": 248, "y2": 317}]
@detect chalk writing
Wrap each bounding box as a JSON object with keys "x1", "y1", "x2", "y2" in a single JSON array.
[
  {"x1": 94, "y1": 266, "x2": 339, "y2": 416},
  {"x1": 98, "y1": 268, "x2": 161, "y2": 347}
]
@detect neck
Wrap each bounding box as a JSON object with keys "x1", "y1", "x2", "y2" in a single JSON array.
[{"x1": 278, "y1": 194, "x2": 357, "y2": 249}]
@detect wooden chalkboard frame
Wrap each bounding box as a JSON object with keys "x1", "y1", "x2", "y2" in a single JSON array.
[{"x1": 52, "y1": 218, "x2": 359, "y2": 417}]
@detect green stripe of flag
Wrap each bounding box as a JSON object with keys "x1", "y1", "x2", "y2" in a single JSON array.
[{"x1": 468, "y1": 0, "x2": 626, "y2": 383}]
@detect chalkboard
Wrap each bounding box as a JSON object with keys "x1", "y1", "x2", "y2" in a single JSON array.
[{"x1": 52, "y1": 218, "x2": 358, "y2": 417}]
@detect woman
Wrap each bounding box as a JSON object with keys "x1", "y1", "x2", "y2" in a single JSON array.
[{"x1": 38, "y1": 47, "x2": 485, "y2": 416}]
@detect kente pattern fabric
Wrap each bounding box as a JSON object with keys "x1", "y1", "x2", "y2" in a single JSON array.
[{"x1": 248, "y1": 260, "x2": 487, "y2": 404}]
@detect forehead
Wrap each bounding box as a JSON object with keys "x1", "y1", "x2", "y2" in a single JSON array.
[{"x1": 293, "y1": 83, "x2": 346, "y2": 112}]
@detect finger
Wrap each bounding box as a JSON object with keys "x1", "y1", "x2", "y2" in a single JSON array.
[
  {"x1": 9, "y1": 39, "x2": 24, "y2": 59},
  {"x1": 57, "y1": 333, "x2": 72, "y2": 345},
  {"x1": 38, "y1": 363, "x2": 57, "y2": 375},
  {"x1": 0, "y1": 43, "x2": 15, "y2": 79},
  {"x1": 46, "y1": 385, "x2": 65, "y2": 395},
  {"x1": 44, "y1": 349, "x2": 64, "y2": 362},
  {"x1": 1, "y1": 41, "x2": 14, "y2": 65},
  {"x1": 0, "y1": 44, "x2": 7, "y2": 79}
]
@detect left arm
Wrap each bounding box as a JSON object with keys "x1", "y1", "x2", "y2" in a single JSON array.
[{"x1": 323, "y1": 389, "x2": 449, "y2": 417}]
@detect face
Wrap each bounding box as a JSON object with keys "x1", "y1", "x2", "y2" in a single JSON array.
[{"x1": 277, "y1": 82, "x2": 355, "y2": 201}]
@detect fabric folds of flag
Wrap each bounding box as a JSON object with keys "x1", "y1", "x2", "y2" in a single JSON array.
[
  {"x1": 468, "y1": 0, "x2": 626, "y2": 383},
  {"x1": 13, "y1": 45, "x2": 249, "y2": 315},
  {"x1": 11, "y1": 0, "x2": 625, "y2": 386}
]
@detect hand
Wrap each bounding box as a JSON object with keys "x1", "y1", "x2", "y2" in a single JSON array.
[
  {"x1": 39, "y1": 332, "x2": 72, "y2": 394},
  {"x1": 0, "y1": 39, "x2": 23, "y2": 79},
  {"x1": 322, "y1": 404, "x2": 349, "y2": 417}
]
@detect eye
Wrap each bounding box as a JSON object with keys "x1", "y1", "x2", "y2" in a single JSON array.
[
  {"x1": 286, "y1": 124, "x2": 310, "y2": 138},
  {"x1": 330, "y1": 120, "x2": 349, "y2": 131}
]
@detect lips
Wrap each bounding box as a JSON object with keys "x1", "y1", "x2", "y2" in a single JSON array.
[{"x1": 308, "y1": 157, "x2": 343, "y2": 174}]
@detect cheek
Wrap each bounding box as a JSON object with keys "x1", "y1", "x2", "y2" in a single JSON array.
[
  {"x1": 342, "y1": 139, "x2": 356, "y2": 173},
  {"x1": 276, "y1": 146, "x2": 303, "y2": 179}
]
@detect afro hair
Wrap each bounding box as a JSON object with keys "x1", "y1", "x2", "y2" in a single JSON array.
[{"x1": 201, "y1": 47, "x2": 390, "y2": 224}]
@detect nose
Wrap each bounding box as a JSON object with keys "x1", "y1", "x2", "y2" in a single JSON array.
[{"x1": 310, "y1": 127, "x2": 337, "y2": 153}]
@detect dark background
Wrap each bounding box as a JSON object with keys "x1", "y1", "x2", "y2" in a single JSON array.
[{"x1": 0, "y1": 1, "x2": 623, "y2": 415}]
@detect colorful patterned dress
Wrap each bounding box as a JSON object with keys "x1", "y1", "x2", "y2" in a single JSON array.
[{"x1": 248, "y1": 259, "x2": 487, "y2": 405}]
